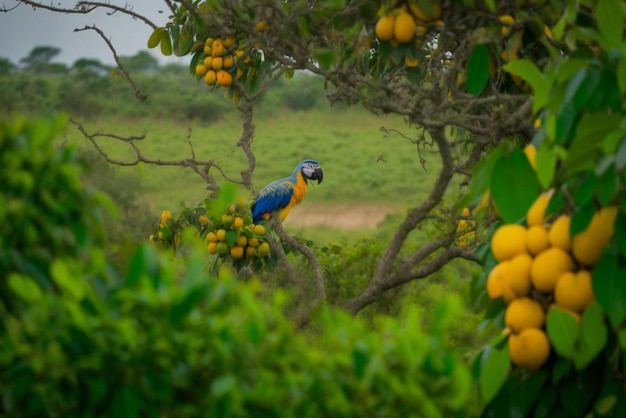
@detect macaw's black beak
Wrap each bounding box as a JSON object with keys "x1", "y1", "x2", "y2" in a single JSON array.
[{"x1": 312, "y1": 167, "x2": 323, "y2": 184}]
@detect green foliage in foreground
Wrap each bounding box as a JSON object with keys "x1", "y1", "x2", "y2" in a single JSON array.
[{"x1": 0, "y1": 115, "x2": 473, "y2": 417}]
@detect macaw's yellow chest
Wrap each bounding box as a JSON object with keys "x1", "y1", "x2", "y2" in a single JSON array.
[{"x1": 277, "y1": 174, "x2": 308, "y2": 222}]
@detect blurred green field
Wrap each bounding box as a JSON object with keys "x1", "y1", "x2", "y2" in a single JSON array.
[{"x1": 70, "y1": 105, "x2": 444, "y2": 239}]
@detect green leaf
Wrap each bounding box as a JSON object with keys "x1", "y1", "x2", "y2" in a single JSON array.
[
  {"x1": 8, "y1": 273, "x2": 43, "y2": 303},
  {"x1": 574, "y1": 302, "x2": 607, "y2": 369},
  {"x1": 211, "y1": 374, "x2": 236, "y2": 397},
  {"x1": 479, "y1": 343, "x2": 510, "y2": 405},
  {"x1": 559, "y1": 369, "x2": 597, "y2": 416},
  {"x1": 615, "y1": 138, "x2": 626, "y2": 171},
  {"x1": 574, "y1": 172, "x2": 598, "y2": 208},
  {"x1": 314, "y1": 49, "x2": 337, "y2": 70},
  {"x1": 111, "y1": 388, "x2": 140, "y2": 418},
  {"x1": 597, "y1": 167, "x2": 617, "y2": 207},
  {"x1": 50, "y1": 259, "x2": 84, "y2": 300},
  {"x1": 160, "y1": 30, "x2": 173, "y2": 56},
  {"x1": 470, "y1": 143, "x2": 505, "y2": 199},
  {"x1": 535, "y1": 144, "x2": 557, "y2": 190},
  {"x1": 285, "y1": 68, "x2": 295, "y2": 80},
  {"x1": 483, "y1": 0, "x2": 495, "y2": 12},
  {"x1": 490, "y1": 148, "x2": 540, "y2": 223},
  {"x1": 592, "y1": 248, "x2": 626, "y2": 327},
  {"x1": 564, "y1": 68, "x2": 599, "y2": 112},
  {"x1": 170, "y1": 286, "x2": 205, "y2": 325},
  {"x1": 503, "y1": 59, "x2": 548, "y2": 112},
  {"x1": 147, "y1": 27, "x2": 164, "y2": 49},
  {"x1": 596, "y1": 0, "x2": 624, "y2": 50},
  {"x1": 466, "y1": 44, "x2": 490, "y2": 95},
  {"x1": 551, "y1": 356, "x2": 571, "y2": 384},
  {"x1": 618, "y1": 56, "x2": 626, "y2": 95},
  {"x1": 546, "y1": 308, "x2": 580, "y2": 358}
]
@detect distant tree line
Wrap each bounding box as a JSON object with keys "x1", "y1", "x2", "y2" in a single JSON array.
[{"x1": 0, "y1": 46, "x2": 326, "y2": 120}]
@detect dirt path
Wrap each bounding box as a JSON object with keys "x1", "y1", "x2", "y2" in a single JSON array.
[{"x1": 284, "y1": 203, "x2": 398, "y2": 230}]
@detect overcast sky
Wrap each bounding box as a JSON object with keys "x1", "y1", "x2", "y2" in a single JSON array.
[{"x1": 0, "y1": 0, "x2": 182, "y2": 66}]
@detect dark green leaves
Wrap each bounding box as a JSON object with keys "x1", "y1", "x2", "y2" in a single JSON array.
[
  {"x1": 596, "y1": 0, "x2": 625, "y2": 51},
  {"x1": 466, "y1": 44, "x2": 490, "y2": 95},
  {"x1": 480, "y1": 343, "x2": 510, "y2": 405},
  {"x1": 490, "y1": 148, "x2": 540, "y2": 223},
  {"x1": 593, "y1": 247, "x2": 626, "y2": 327},
  {"x1": 546, "y1": 308, "x2": 579, "y2": 358}
]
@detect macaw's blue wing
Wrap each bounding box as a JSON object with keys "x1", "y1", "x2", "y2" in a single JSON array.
[{"x1": 252, "y1": 179, "x2": 295, "y2": 223}]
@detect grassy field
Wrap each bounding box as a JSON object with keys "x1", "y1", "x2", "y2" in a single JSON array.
[{"x1": 70, "y1": 105, "x2": 445, "y2": 239}]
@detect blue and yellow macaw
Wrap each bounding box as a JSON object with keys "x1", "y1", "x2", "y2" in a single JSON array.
[{"x1": 252, "y1": 159, "x2": 324, "y2": 223}]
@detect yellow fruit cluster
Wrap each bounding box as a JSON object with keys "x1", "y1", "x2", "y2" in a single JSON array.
[
  {"x1": 194, "y1": 36, "x2": 252, "y2": 88},
  {"x1": 457, "y1": 207, "x2": 476, "y2": 248},
  {"x1": 149, "y1": 209, "x2": 183, "y2": 248},
  {"x1": 487, "y1": 192, "x2": 618, "y2": 371},
  {"x1": 375, "y1": 2, "x2": 442, "y2": 50},
  {"x1": 204, "y1": 201, "x2": 271, "y2": 262}
]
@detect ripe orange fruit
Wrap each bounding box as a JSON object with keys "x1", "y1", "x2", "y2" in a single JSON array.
[
  {"x1": 508, "y1": 328, "x2": 550, "y2": 371},
  {"x1": 526, "y1": 225, "x2": 549, "y2": 255},
  {"x1": 211, "y1": 39, "x2": 225, "y2": 57},
  {"x1": 198, "y1": 215, "x2": 209, "y2": 224},
  {"x1": 230, "y1": 245, "x2": 244, "y2": 259},
  {"x1": 223, "y1": 37, "x2": 236, "y2": 48},
  {"x1": 207, "y1": 242, "x2": 218, "y2": 254},
  {"x1": 216, "y1": 229, "x2": 227, "y2": 242},
  {"x1": 216, "y1": 70, "x2": 233, "y2": 87},
  {"x1": 554, "y1": 270, "x2": 594, "y2": 313},
  {"x1": 486, "y1": 260, "x2": 509, "y2": 299},
  {"x1": 491, "y1": 224, "x2": 528, "y2": 261},
  {"x1": 203, "y1": 44, "x2": 212, "y2": 55},
  {"x1": 526, "y1": 192, "x2": 551, "y2": 226},
  {"x1": 530, "y1": 246, "x2": 575, "y2": 292},
  {"x1": 375, "y1": 15, "x2": 396, "y2": 41},
  {"x1": 203, "y1": 56, "x2": 213, "y2": 68},
  {"x1": 253, "y1": 224, "x2": 266, "y2": 235},
  {"x1": 223, "y1": 56, "x2": 234, "y2": 69},
  {"x1": 195, "y1": 64, "x2": 208, "y2": 77},
  {"x1": 394, "y1": 12, "x2": 417, "y2": 43},
  {"x1": 206, "y1": 231, "x2": 218, "y2": 243},
  {"x1": 233, "y1": 216, "x2": 244, "y2": 228},
  {"x1": 249, "y1": 237, "x2": 260, "y2": 248},
  {"x1": 505, "y1": 297, "x2": 545, "y2": 333},
  {"x1": 204, "y1": 70, "x2": 217, "y2": 86},
  {"x1": 236, "y1": 234, "x2": 247, "y2": 247},
  {"x1": 404, "y1": 57, "x2": 419, "y2": 67},
  {"x1": 246, "y1": 246, "x2": 256, "y2": 257},
  {"x1": 548, "y1": 215, "x2": 571, "y2": 251},
  {"x1": 501, "y1": 253, "x2": 533, "y2": 301},
  {"x1": 572, "y1": 206, "x2": 618, "y2": 266},
  {"x1": 211, "y1": 56, "x2": 223, "y2": 71}
]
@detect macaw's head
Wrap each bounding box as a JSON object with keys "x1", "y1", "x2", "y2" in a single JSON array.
[{"x1": 297, "y1": 159, "x2": 323, "y2": 184}]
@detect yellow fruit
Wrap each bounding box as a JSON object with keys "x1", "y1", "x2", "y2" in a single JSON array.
[
  {"x1": 203, "y1": 44, "x2": 212, "y2": 55},
  {"x1": 249, "y1": 237, "x2": 260, "y2": 248},
  {"x1": 210, "y1": 56, "x2": 222, "y2": 71},
  {"x1": 408, "y1": 3, "x2": 441, "y2": 21},
  {"x1": 404, "y1": 57, "x2": 419, "y2": 67},
  {"x1": 230, "y1": 245, "x2": 244, "y2": 259},
  {"x1": 486, "y1": 260, "x2": 509, "y2": 299},
  {"x1": 491, "y1": 224, "x2": 528, "y2": 261},
  {"x1": 526, "y1": 225, "x2": 549, "y2": 256},
  {"x1": 216, "y1": 229, "x2": 227, "y2": 242},
  {"x1": 462, "y1": 207, "x2": 471, "y2": 217},
  {"x1": 256, "y1": 20, "x2": 268, "y2": 32},
  {"x1": 207, "y1": 231, "x2": 218, "y2": 243},
  {"x1": 203, "y1": 56, "x2": 213, "y2": 68},
  {"x1": 217, "y1": 242, "x2": 230, "y2": 256},
  {"x1": 236, "y1": 234, "x2": 247, "y2": 247},
  {"x1": 501, "y1": 253, "x2": 533, "y2": 302},
  {"x1": 223, "y1": 37, "x2": 236, "y2": 48},
  {"x1": 526, "y1": 192, "x2": 551, "y2": 226},
  {"x1": 554, "y1": 270, "x2": 594, "y2": 313},
  {"x1": 211, "y1": 39, "x2": 225, "y2": 57},
  {"x1": 375, "y1": 15, "x2": 396, "y2": 42},
  {"x1": 205, "y1": 37, "x2": 214, "y2": 46},
  {"x1": 199, "y1": 215, "x2": 209, "y2": 224},
  {"x1": 505, "y1": 297, "x2": 545, "y2": 333},
  {"x1": 523, "y1": 144, "x2": 537, "y2": 170},
  {"x1": 394, "y1": 12, "x2": 417, "y2": 43},
  {"x1": 236, "y1": 68, "x2": 245, "y2": 79},
  {"x1": 530, "y1": 247, "x2": 575, "y2": 292},
  {"x1": 207, "y1": 242, "x2": 218, "y2": 254},
  {"x1": 246, "y1": 246, "x2": 256, "y2": 257},
  {"x1": 195, "y1": 64, "x2": 208, "y2": 77},
  {"x1": 216, "y1": 70, "x2": 233, "y2": 87},
  {"x1": 257, "y1": 241, "x2": 270, "y2": 257},
  {"x1": 223, "y1": 55, "x2": 234, "y2": 69},
  {"x1": 232, "y1": 216, "x2": 243, "y2": 228},
  {"x1": 572, "y1": 206, "x2": 618, "y2": 266},
  {"x1": 499, "y1": 14, "x2": 514, "y2": 34},
  {"x1": 548, "y1": 215, "x2": 571, "y2": 251},
  {"x1": 204, "y1": 70, "x2": 217, "y2": 86},
  {"x1": 508, "y1": 328, "x2": 551, "y2": 371},
  {"x1": 253, "y1": 224, "x2": 266, "y2": 235},
  {"x1": 544, "y1": 24, "x2": 553, "y2": 39},
  {"x1": 161, "y1": 210, "x2": 172, "y2": 222},
  {"x1": 149, "y1": 235, "x2": 155, "y2": 244}
]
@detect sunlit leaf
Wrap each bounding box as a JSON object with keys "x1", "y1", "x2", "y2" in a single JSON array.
[
  {"x1": 147, "y1": 27, "x2": 164, "y2": 49},
  {"x1": 503, "y1": 59, "x2": 549, "y2": 112},
  {"x1": 596, "y1": 0, "x2": 624, "y2": 50},
  {"x1": 535, "y1": 144, "x2": 557, "y2": 190},
  {"x1": 8, "y1": 273, "x2": 43, "y2": 303},
  {"x1": 466, "y1": 44, "x2": 489, "y2": 95},
  {"x1": 160, "y1": 30, "x2": 173, "y2": 56}
]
